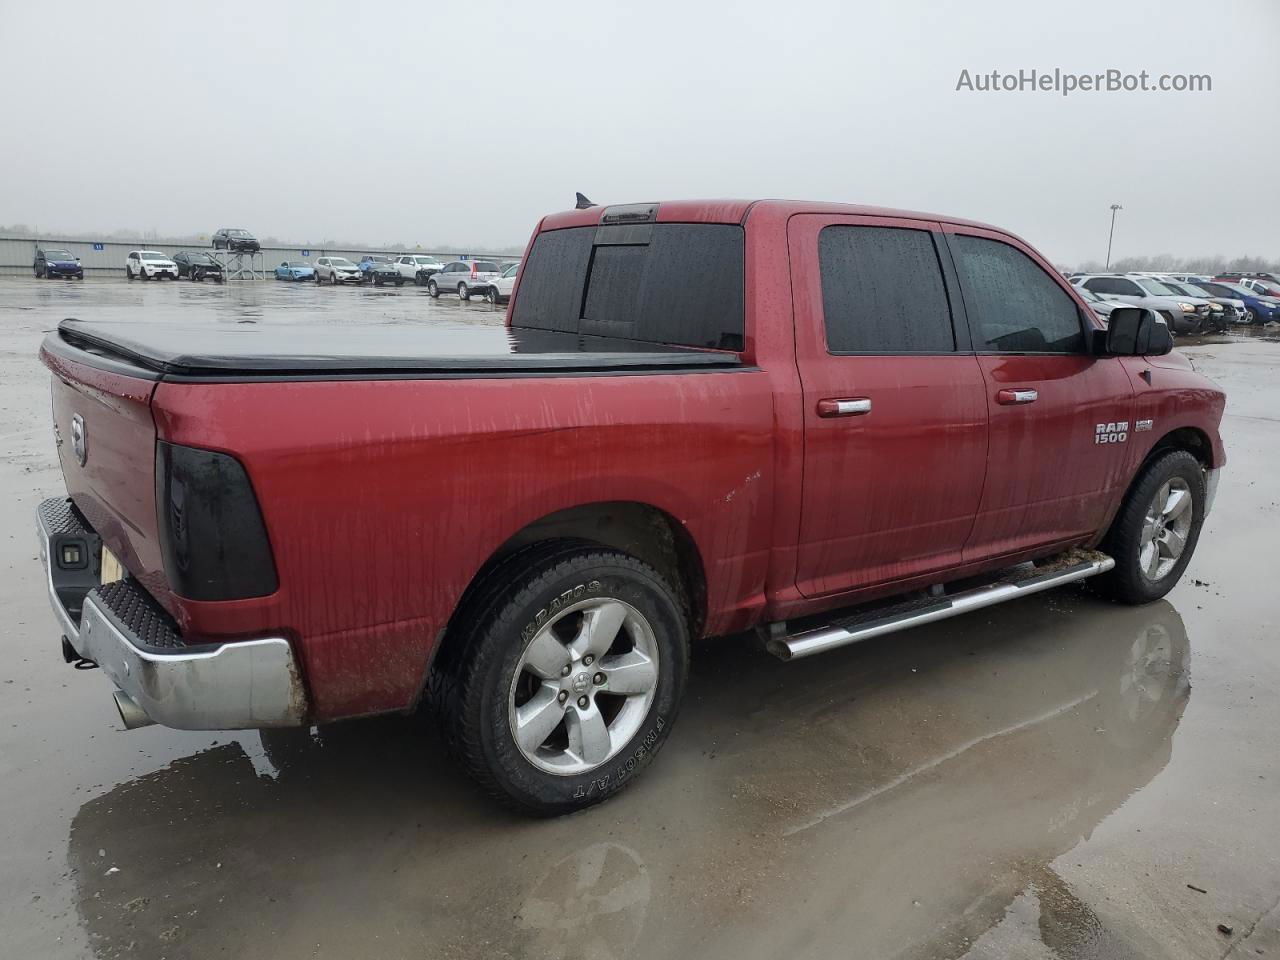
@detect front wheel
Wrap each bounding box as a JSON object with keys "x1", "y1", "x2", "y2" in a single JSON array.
[
  {"x1": 433, "y1": 543, "x2": 689, "y2": 815},
  {"x1": 428, "y1": 279, "x2": 439, "y2": 298},
  {"x1": 1245, "y1": 308, "x2": 1257, "y2": 324},
  {"x1": 1095, "y1": 450, "x2": 1205, "y2": 604},
  {"x1": 458, "y1": 282, "x2": 469, "y2": 301}
]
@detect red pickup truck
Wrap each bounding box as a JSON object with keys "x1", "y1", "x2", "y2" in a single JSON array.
[{"x1": 37, "y1": 199, "x2": 1225, "y2": 814}]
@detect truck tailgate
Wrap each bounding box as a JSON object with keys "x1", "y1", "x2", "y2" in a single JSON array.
[{"x1": 44, "y1": 349, "x2": 173, "y2": 615}]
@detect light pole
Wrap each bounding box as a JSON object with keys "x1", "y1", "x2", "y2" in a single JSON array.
[{"x1": 1105, "y1": 204, "x2": 1123, "y2": 269}]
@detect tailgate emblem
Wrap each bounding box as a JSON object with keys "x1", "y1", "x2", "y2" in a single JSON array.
[{"x1": 71, "y1": 414, "x2": 87, "y2": 466}]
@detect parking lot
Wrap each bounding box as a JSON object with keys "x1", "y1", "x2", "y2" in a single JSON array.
[{"x1": 1, "y1": 277, "x2": 1278, "y2": 959}]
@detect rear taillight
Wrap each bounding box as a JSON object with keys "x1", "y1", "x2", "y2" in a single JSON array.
[
  {"x1": 469, "y1": 263, "x2": 478, "y2": 278},
  {"x1": 155, "y1": 441, "x2": 278, "y2": 600}
]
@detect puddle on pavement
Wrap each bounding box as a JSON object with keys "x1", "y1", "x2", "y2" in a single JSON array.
[{"x1": 64, "y1": 595, "x2": 1189, "y2": 960}]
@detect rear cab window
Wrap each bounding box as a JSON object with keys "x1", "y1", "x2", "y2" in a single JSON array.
[
  {"x1": 511, "y1": 223, "x2": 745, "y2": 351},
  {"x1": 817, "y1": 225, "x2": 956, "y2": 353}
]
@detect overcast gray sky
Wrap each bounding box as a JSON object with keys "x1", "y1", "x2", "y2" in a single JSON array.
[{"x1": 2, "y1": 0, "x2": 1277, "y2": 263}]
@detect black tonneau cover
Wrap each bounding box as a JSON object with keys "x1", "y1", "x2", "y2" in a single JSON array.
[{"x1": 51, "y1": 319, "x2": 742, "y2": 379}]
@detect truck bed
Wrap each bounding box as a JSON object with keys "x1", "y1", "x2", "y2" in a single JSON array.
[{"x1": 50, "y1": 318, "x2": 743, "y2": 379}]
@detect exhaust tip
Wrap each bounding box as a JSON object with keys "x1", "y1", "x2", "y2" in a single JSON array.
[{"x1": 112, "y1": 689, "x2": 156, "y2": 730}]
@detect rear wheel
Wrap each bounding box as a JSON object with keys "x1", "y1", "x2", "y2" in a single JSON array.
[
  {"x1": 487, "y1": 286, "x2": 498, "y2": 304},
  {"x1": 1095, "y1": 450, "x2": 1205, "y2": 604},
  {"x1": 432, "y1": 543, "x2": 689, "y2": 815}
]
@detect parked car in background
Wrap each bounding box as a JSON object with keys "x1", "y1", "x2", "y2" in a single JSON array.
[
  {"x1": 483, "y1": 262, "x2": 520, "y2": 304},
  {"x1": 1163, "y1": 280, "x2": 1243, "y2": 327},
  {"x1": 1196, "y1": 280, "x2": 1280, "y2": 324},
  {"x1": 427, "y1": 260, "x2": 502, "y2": 300},
  {"x1": 1075, "y1": 283, "x2": 1119, "y2": 321},
  {"x1": 314, "y1": 257, "x2": 363, "y2": 284},
  {"x1": 393, "y1": 255, "x2": 444, "y2": 284},
  {"x1": 1155, "y1": 280, "x2": 1230, "y2": 330},
  {"x1": 212, "y1": 228, "x2": 260, "y2": 253},
  {"x1": 274, "y1": 260, "x2": 316, "y2": 282},
  {"x1": 358, "y1": 255, "x2": 404, "y2": 286},
  {"x1": 1220, "y1": 275, "x2": 1280, "y2": 301},
  {"x1": 1070, "y1": 274, "x2": 1207, "y2": 335},
  {"x1": 34, "y1": 247, "x2": 83, "y2": 280},
  {"x1": 125, "y1": 250, "x2": 178, "y2": 280},
  {"x1": 174, "y1": 251, "x2": 224, "y2": 282}
]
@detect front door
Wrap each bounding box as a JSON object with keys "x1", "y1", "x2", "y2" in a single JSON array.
[
  {"x1": 944, "y1": 226, "x2": 1135, "y2": 560},
  {"x1": 790, "y1": 214, "x2": 989, "y2": 599}
]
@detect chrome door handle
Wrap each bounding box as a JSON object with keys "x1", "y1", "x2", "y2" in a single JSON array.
[
  {"x1": 817, "y1": 397, "x2": 872, "y2": 418},
  {"x1": 996, "y1": 388, "x2": 1038, "y2": 405}
]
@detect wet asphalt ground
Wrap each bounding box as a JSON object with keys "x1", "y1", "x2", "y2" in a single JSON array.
[{"x1": 1, "y1": 276, "x2": 1278, "y2": 960}]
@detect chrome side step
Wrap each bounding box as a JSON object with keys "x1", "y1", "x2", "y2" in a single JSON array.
[{"x1": 768, "y1": 552, "x2": 1115, "y2": 662}]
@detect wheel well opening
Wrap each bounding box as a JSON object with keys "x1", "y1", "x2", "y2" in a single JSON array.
[
  {"x1": 1145, "y1": 427, "x2": 1213, "y2": 469},
  {"x1": 489, "y1": 502, "x2": 706, "y2": 632},
  {"x1": 429, "y1": 503, "x2": 707, "y2": 687}
]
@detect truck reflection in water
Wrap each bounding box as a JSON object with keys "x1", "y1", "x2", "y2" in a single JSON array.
[{"x1": 67, "y1": 597, "x2": 1189, "y2": 960}]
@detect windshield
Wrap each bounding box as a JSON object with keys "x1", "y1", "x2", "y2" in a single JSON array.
[
  {"x1": 416, "y1": 257, "x2": 441, "y2": 264},
  {"x1": 44, "y1": 249, "x2": 74, "y2": 260},
  {"x1": 1077, "y1": 285, "x2": 1101, "y2": 302},
  {"x1": 1181, "y1": 284, "x2": 1218, "y2": 298},
  {"x1": 331, "y1": 258, "x2": 356, "y2": 268},
  {"x1": 286, "y1": 261, "x2": 309, "y2": 268},
  {"x1": 186, "y1": 253, "x2": 213, "y2": 264},
  {"x1": 141, "y1": 251, "x2": 169, "y2": 261},
  {"x1": 365, "y1": 256, "x2": 392, "y2": 263},
  {"x1": 1160, "y1": 281, "x2": 1191, "y2": 295},
  {"x1": 227, "y1": 229, "x2": 251, "y2": 237},
  {"x1": 1135, "y1": 278, "x2": 1176, "y2": 296},
  {"x1": 502, "y1": 264, "x2": 519, "y2": 278}
]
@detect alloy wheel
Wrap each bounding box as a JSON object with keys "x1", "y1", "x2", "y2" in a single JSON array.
[
  {"x1": 508, "y1": 597, "x2": 660, "y2": 776},
  {"x1": 1138, "y1": 477, "x2": 1193, "y2": 582}
]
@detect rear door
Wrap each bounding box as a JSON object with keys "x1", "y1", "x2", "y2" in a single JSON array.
[
  {"x1": 790, "y1": 214, "x2": 989, "y2": 598},
  {"x1": 944, "y1": 226, "x2": 1135, "y2": 560}
]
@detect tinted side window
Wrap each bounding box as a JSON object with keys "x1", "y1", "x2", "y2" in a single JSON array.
[
  {"x1": 951, "y1": 235, "x2": 1085, "y2": 353},
  {"x1": 512, "y1": 224, "x2": 745, "y2": 351},
  {"x1": 817, "y1": 226, "x2": 955, "y2": 353}
]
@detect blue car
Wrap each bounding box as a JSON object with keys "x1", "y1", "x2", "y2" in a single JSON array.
[
  {"x1": 1199, "y1": 280, "x2": 1280, "y2": 325},
  {"x1": 275, "y1": 260, "x2": 316, "y2": 282},
  {"x1": 34, "y1": 247, "x2": 84, "y2": 280}
]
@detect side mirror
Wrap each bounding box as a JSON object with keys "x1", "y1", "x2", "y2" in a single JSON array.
[{"x1": 1105, "y1": 307, "x2": 1174, "y2": 356}]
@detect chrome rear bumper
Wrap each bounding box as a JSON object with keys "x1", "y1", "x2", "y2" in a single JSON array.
[{"x1": 36, "y1": 497, "x2": 307, "y2": 731}]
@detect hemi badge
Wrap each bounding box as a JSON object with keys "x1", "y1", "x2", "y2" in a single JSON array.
[{"x1": 1135, "y1": 419, "x2": 1154, "y2": 432}]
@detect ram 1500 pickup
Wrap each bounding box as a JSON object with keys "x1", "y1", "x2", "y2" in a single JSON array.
[{"x1": 37, "y1": 199, "x2": 1225, "y2": 814}]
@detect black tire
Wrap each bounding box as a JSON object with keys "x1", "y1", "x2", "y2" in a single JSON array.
[
  {"x1": 1094, "y1": 450, "x2": 1206, "y2": 605},
  {"x1": 432, "y1": 542, "x2": 690, "y2": 815},
  {"x1": 458, "y1": 282, "x2": 469, "y2": 301},
  {"x1": 126, "y1": 265, "x2": 134, "y2": 281},
  {"x1": 395, "y1": 279, "x2": 404, "y2": 287},
  {"x1": 1245, "y1": 308, "x2": 1257, "y2": 324},
  {"x1": 428, "y1": 279, "x2": 439, "y2": 298},
  {"x1": 415, "y1": 271, "x2": 427, "y2": 287},
  {"x1": 486, "y1": 286, "x2": 498, "y2": 304}
]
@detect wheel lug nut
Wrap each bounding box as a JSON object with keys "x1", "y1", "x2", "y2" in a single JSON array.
[
  {"x1": 560, "y1": 665, "x2": 571, "y2": 677},
  {"x1": 593, "y1": 672, "x2": 605, "y2": 685},
  {"x1": 557, "y1": 691, "x2": 568, "y2": 704},
  {"x1": 583, "y1": 655, "x2": 594, "y2": 666},
  {"x1": 577, "y1": 696, "x2": 589, "y2": 709}
]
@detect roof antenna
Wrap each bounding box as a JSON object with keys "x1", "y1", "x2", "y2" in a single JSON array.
[{"x1": 575, "y1": 192, "x2": 596, "y2": 210}]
